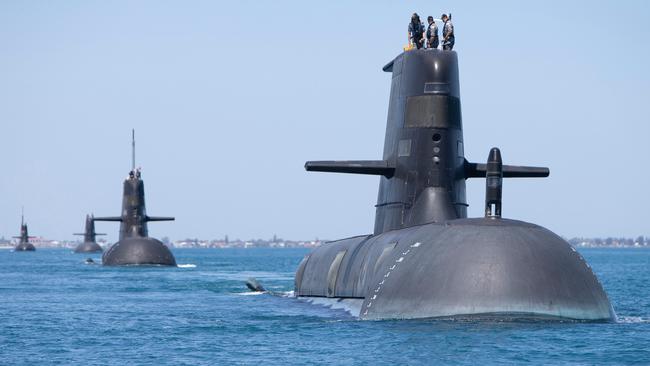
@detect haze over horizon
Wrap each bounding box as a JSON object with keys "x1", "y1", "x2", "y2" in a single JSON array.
[{"x1": 1, "y1": 0, "x2": 649, "y2": 243}]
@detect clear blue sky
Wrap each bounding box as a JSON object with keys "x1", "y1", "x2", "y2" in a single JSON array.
[{"x1": 1, "y1": 1, "x2": 649, "y2": 242}]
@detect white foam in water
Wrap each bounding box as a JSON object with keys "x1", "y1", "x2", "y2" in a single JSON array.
[
  {"x1": 235, "y1": 291, "x2": 265, "y2": 296},
  {"x1": 300, "y1": 297, "x2": 363, "y2": 317},
  {"x1": 177, "y1": 264, "x2": 197, "y2": 268},
  {"x1": 617, "y1": 316, "x2": 650, "y2": 324}
]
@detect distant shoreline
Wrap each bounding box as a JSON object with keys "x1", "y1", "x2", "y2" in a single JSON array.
[{"x1": 0, "y1": 245, "x2": 648, "y2": 250}]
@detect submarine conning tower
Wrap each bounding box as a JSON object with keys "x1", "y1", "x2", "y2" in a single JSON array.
[
  {"x1": 306, "y1": 50, "x2": 548, "y2": 235},
  {"x1": 94, "y1": 130, "x2": 176, "y2": 266},
  {"x1": 118, "y1": 169, "x2": 151, "y2": 240},
  {"x1": 375, "y1": 50, "x2": 466, "y2": 233},
  {"x1": 95, "y1": 168, "x2": 175, "y2": 241},
  {"x1": 298, "y1": 49, "x2": 615, "y2": 321}
]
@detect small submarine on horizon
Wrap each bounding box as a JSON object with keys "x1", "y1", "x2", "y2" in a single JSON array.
[
  {"x1": 72, "y1": 214, "x2": 104, "y2": 253},
  {"x1": 94, "y1": 130, "x2": 176, "y2": 266},
  {"x1": 294, "y1": 49, "x2": 615, "y2": 321},
  {"x1": 13, "y1": 212, "x2": 36, "y2": 252}
]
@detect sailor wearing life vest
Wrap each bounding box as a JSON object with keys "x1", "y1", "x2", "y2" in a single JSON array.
[
  {"x1": 408, "y1": 13, "x2": 425, "y2": 49},
  {"x1": 441, "y1": 13, "x2": 455, "y2": 50},
  {"x1": 426, "y1": 15, "x2": 439, "y2": 49}
]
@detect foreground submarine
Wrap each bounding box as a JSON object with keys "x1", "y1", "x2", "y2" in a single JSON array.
[
  {"x1": 13, "y1": 213, "x2": 36, "y2": 252},
  {"x1": 294, "y1": 49, "x2": 615, "y2": 321},
  {"x1": 94, "y1": 130, "x2": 176, "y2": 266},
  {"x1": 73, "y1": 214, "x2": 104, "y2": 253}
]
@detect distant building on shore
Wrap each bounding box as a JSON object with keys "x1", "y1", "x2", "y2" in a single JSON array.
[
  {"x1": 0, "y1": 234, "x2": 646, "y2": 249},
  {"x1": 567, "y1": 236, "x2": 648, "y2": 248}
]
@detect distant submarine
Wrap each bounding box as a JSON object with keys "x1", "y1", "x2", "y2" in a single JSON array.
[
  {"x1": 73, "y1": 214, "x2": 104, "y2": 253},
  {"x1": 94, "y1": 130, "x2": 176, "y2": 266},
  {"x1": 294, "y1": 49, "x2": 615, "y2": 321},
  {"x1": 13, "y1": 212, "x2": 36, "y2": 252}
]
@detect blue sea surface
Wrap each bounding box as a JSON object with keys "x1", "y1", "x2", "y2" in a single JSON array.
[{"x1": 0, "y1": 248, "x2": 649, "y2": 365}]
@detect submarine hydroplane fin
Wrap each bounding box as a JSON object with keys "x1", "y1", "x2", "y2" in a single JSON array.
[
  {"x1": 305, "y1": 160, "x2": 395, "y2": 177},
  {"x1": 464, "y1": 160, "x2": 549, "y2": 178},
  {"x1": 145, "y1": 216, "x2": 175, "y2": 222},
  {"x1": 93, "y1": 217, "x2": 122, "y2": 222}
]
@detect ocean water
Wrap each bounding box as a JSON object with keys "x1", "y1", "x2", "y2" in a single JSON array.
[{"x1": 1, "y1": 247, "x2": 649, "y2": 365}]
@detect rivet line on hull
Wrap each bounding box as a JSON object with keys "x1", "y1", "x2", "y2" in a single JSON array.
[{"x1": 363, "y1": 242, "x2": 421, "y2": 317}]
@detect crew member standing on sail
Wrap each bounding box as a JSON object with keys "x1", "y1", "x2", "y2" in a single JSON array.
[
  {"x1": 441, "y1": 13, "x2": 455, "y2": 50},
  {"x1": 426, "y1": 16, "x2": 439, "y2": 49},
  {"x1": 408, "y1": 13, "x2": 425, "y2": 49}
]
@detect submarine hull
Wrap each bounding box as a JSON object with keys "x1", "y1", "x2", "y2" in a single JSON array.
[
  {"x1": 14, "y1": 243, "x2": 36, "y2": 251},
  {"x1": 102, "y1": 237, "x2": 176, "y2": 266},
  {"x1": 74, "y1": 242, "x2": 103, "y2": 253},
  {"x1": 295, "y1": 219, "x2": 615, "y2": 321}
]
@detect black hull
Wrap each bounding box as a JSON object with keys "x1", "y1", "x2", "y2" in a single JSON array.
[
  {"x1": 73, "y1": 242, "x2": 103, "y2": 253},
  {"x1": 102, "y1": 237, "x2": 176, "y2": 266},
  {"x1": 14, "y1": 243, "x2": 36, "y2": 251},
  {"x1": 296, "y1": 219, "x2": 615, "y2": 321}
]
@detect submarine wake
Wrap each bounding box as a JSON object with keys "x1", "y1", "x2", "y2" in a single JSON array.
[
  {"x1": 616, "y1": 316, "x2": 650, "y2": 324},
  {"x1": 297, "y1": 297, "x2": 363, "y2": 317}
]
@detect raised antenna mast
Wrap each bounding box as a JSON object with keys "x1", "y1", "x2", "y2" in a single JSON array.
[
  {"x1": 131, "y1": 129, "x2": 136, "y2": 171},
  {"x1": 21, "y1": 206, "x2": 24, "y2": 225}
]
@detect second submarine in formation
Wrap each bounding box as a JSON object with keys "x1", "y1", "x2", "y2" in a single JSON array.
[
  {"x1": 95, "y1": 131, "x2": 176, "y2": 266},
  {"x1": 294, "y1": 49, "x2": 615, "y2": 321},
  {"x1": 73, "y1": 214, "x2": 104, "y2": 254}
]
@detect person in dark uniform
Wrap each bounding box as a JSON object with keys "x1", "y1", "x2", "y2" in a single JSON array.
[
  {"x1": 426, "y1": 15, "x2": 439, "y2": 49},
  {"x1": 407, "y1": 13, "x2": 425, "y2": 49},
  {"x1": 441, "y1": 13, "x2": 455, "y2": 50}
]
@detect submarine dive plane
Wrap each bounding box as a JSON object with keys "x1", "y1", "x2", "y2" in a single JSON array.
[
  {"x1": 294, "y1": 49, "x2": 615, "y2": 321},
  {"x1": 94, "y1": 130, "x2": 176, "y2": 266},
  {"x1": 13, "y1": 212, "x2": 36, "y2": 252},
  {"x1": 73, "y1": 214, "x2": 104, "y2": 253}
]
